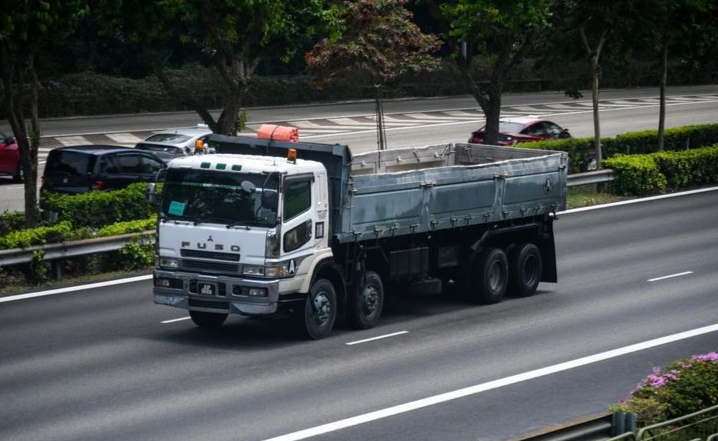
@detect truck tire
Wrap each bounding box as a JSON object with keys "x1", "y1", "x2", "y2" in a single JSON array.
[
  {"x1": 351, "y1": 271, "x2": 384, "y2": 329},
  {"x1": 303, "y1": 278, "x2": 337, "y2": 340},
  {"x1": 467, "y1": 248, "x2": 508, "y2": 305},
  {"x1": 508, "y1": 243, "x2": 542, "y2": 298},
  {"x1": 189, "y1": 310, "x2": 228, "y2": 329}
]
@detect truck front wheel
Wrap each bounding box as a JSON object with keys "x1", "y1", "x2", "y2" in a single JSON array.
[
  {"x1": 508, "y1": 243, "x2": 542, "y2": 297},
  {"x1": 351, "y1": 271, "x2": 384, "y2": 329},
  {"x1": 189, "y1": 310, "x2": 228, "y2": 329},
  {"x1": 467, "y1": 248, "x2": 508, "y2": 305},
  {"x1": 303, "y1": 279, "x2": 337, "y2": 340}
]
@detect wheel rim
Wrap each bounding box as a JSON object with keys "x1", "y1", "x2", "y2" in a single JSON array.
[
  {"x1": 361, "y1": 284, "x2": 379, "y2": 316},
  {"x1": 312, "y1": 292, "x2": 332, "y2": 326},
  {"x1": 524, "y1": 255, "x2": 539, "y2": 286},
  {"x1": 488, "y1": 261, "x2": 505, "y2": 292}
]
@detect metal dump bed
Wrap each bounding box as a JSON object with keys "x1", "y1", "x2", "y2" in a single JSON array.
[{"x1": 337, "y1": 143, "x2": 567, "y2": 243}]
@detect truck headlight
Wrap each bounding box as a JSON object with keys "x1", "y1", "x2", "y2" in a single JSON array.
[
  {"x1": 159, "y1": 257, "x2": 179, "y2": 269},
  {"x1": 242, "y1": 263, "x2": 291, "y2": 279}
]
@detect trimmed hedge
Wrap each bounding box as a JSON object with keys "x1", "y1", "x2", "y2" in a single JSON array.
[
  {"x1": 40, "y1": 182, "x2": 155, "y2": 229},
  {"x1": 0, "y1": 221, "x2": 75, "y2": 249},
  {"x1": 526, "y1": 123, "x2": 718, "y2": 174},
  {"x1": 604, "y1": 144, "x2": 718, "y2": 196}
]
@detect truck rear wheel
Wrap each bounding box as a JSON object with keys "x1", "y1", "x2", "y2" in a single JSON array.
[
  {"x1": 189, "y1": 310, "x2": 228, "y2": 329},
  {"x1": 508, "y1": 243, "x2": 542, "y2": 297},
  {"x1": 467, "y1": 248, "x2": 508, "y2": 305},
  {"x1": 303, "y1": 278, "x2": 337, "y2": 340},
  {"x1": 350, "y1": 271, "x2": 384, "y2": 329}
]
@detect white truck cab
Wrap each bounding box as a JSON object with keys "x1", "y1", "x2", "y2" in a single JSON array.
[{"x1": 152, "y1": 151, "x2": 332, "y2": 326}]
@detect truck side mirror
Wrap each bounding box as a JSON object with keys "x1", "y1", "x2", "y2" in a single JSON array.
[{"x1": 146, "y1": 183, "x2": 158, "y2": 204}]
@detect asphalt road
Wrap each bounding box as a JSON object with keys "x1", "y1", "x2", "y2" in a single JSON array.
[
  {"x1": 1, "y1": 84, "x2": 718, "y2": 211},
  {"x1": 1, "y1": 188, "x2": 717, "y2": 441}
]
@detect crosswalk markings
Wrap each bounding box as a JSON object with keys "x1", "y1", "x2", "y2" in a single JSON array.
[
  {"x1": 106, "y1": 133, "x2": 143, "y2": 144},
  {"x1": 34, "y1": 93, "x2": 718, "y2": 151},
  {"x1": 57, "y1": 136, "x2": 92, "y2": 146}
]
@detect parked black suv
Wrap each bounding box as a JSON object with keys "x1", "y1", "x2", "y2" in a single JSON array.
[{"x1": 41, "y1": 145, "x2": 166, "y2": 195}]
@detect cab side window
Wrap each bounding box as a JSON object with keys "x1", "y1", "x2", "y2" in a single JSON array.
[
  {"x1": 283, "y1": 179, "x2": 311, "y2": 221},
  {"x1": 282, "y1": 178, "x2": 312, "y2": 253}
]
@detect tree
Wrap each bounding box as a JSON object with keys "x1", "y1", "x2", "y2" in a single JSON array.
[
  {"x1": 305, "y1": 0, "x2": 441, "y2": 150},
  {"x1": 100, "y1": 0, "x2": 333, "y2": 135},
  {"x1": 425, "y1": 0, "x2": 555, "y2": 145},
  {"x1": 0, "y1": 0, "x2": 86, "y2": 227},
  {"x1": 631, "y1": 0, "x2": 717, "y2": 151},
  {"x1": 547, "y1": 0, "x2": 635, "y2": 169}
]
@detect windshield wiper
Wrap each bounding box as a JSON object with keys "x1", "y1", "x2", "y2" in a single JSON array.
[{"x1": 226, "y1": 219, "x2": 268, "y2": 229}]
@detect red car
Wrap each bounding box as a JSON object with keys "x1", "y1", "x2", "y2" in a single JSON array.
[
  {"x1": 0, "y1": 132, "x2": 22, "y2": 182},
  {"x1": 468, "y1": 116, "x2": 571, "y2": 146}
]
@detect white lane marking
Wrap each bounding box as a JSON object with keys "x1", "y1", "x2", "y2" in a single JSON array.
[
  {"x1": 346, "y1": 331, "x2": 409, "y2": 346},
  {"x1": 0, "y1": 274, "x2": 153, "y2": 303},
  {"x1": 162, "y1": 316, "x2": 192, "y2": 324},
  {"x1": 648, "y1": 271, "x2": 693, "y2": 282},
  {"x1": 262, "y1": 323, "x2": 718, "y2": 441}
]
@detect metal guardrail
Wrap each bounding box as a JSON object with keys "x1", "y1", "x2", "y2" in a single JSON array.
[
  {"x1": 509, "y1": 405, "x2": 718, "y2": 441},
  {"x1": 0, "y1": 231, "x2": 154, "y2": 279},
  {"x1": 635, "y1": 404, "x2": 718, "y2": 441},
  {"x1": 507, "y1": 413, "x2": 615, "y2": 441},
  {"x1": 566, "y1": 169, "x2": 615, "y2": 187},
  {"x1": 0, "y1": 171, "x2": 610, "y2": 277}
]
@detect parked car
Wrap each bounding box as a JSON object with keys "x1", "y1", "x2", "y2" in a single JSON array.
[
  {"x1": 0, "y1": 132, "x2": 22, "y2": 182},
  {"x1": 41, "y1": 145, "x2": 166, "y2": 196},
  {"x1": 135, "y1": 124, "x2": 213, "y2": 161},
  {"x1": 468, "y1": 116, "x2": 571, "y2": 145}
]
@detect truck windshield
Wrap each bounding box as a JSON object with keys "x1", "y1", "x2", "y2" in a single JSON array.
[{"x1": 160, "y1": 168, "x2": 280, "y2": 227}]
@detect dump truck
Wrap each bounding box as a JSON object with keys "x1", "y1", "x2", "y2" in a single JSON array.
[{"x1": 149, "y1": 135, "x2": 567, "y2": 339}]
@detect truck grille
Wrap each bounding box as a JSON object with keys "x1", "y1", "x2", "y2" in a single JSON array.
[
  {"x1": 183, "y1": 259, "x2": 239, "y2": 273},
  {"x1": 181, "y1": 249, "x2": 240, "y2": 262}
]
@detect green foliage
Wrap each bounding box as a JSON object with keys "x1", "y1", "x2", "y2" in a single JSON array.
[
  {"x1": 117, "y1": 240, "x2": 155, "y2": 271},
  {"x1": 40, "y1": 183, "x2": 155, "y2": 229},
  {"x1": 606, "y1": 124, "x2": 718, "y2": 155},
  {"x1": 653, "y1": 146, "x2": 718, "y2": 190},
  {"x1": 439, "y1": 0, "x2": 554, "y2": 48},
  {"x1": 603, "y1": 154, "x2": 667, "y2": 196},
  {"x1": 0, "y1": 211, "x2": 28, "y2": 237},
  {"x1": 98, "y1": 217, "x2": 157, "y2": 237},
  {"x1": 610, "y1": 352, "x2": 718, "y2": 424},
  {"x1": 526, "y1": 137, "x2": 596, "y2": 173},
  {"x1": 524, "y1": 123, "x2": 718, "y2": 175},
  {"x1": 28, "y1": 250, "x2": 51, "y2": 285},
  {"x1": 604, "y1": 145, "x2": 718, "y2": 196},
  {"x1": 0, "y1": 221, "x2": 74, "y2": 250},
  {"x1": 39, "y1": 72, "x2": 173, "y2": 117}
]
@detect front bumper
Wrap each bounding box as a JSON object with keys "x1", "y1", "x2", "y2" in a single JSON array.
[{"x1": 153, "y1": 269, "x2": 281, "y2": 316}]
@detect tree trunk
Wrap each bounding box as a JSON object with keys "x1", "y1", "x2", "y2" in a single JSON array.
[
  {"x1": 591, "y1": 56, "x2": 602, "y2": 169},
  {"x1": 657, "y1": 41, "x2": 668, "y2": 151},
  {"x1": 483, "y1": 82, "x2": 504, "y2": 145},
  {"x1": 581, "y1": 27, "x2": 606, "y2": 170},
  {"x1": 456, "y1": 61, "x2": 503, "y2": 145}
]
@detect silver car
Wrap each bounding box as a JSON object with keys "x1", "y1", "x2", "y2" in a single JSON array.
[{"x1": 135, "y1": 124, "x2": 213, "y2": 162}]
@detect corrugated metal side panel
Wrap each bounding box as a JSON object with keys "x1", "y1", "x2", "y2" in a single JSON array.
[{"x1": 336, "y1": 146, "x2": 566, "y2": 243}]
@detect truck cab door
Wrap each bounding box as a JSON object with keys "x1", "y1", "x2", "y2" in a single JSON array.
[{"x1": 280, "y1": 174, "x2": 317, "y2": 274}]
